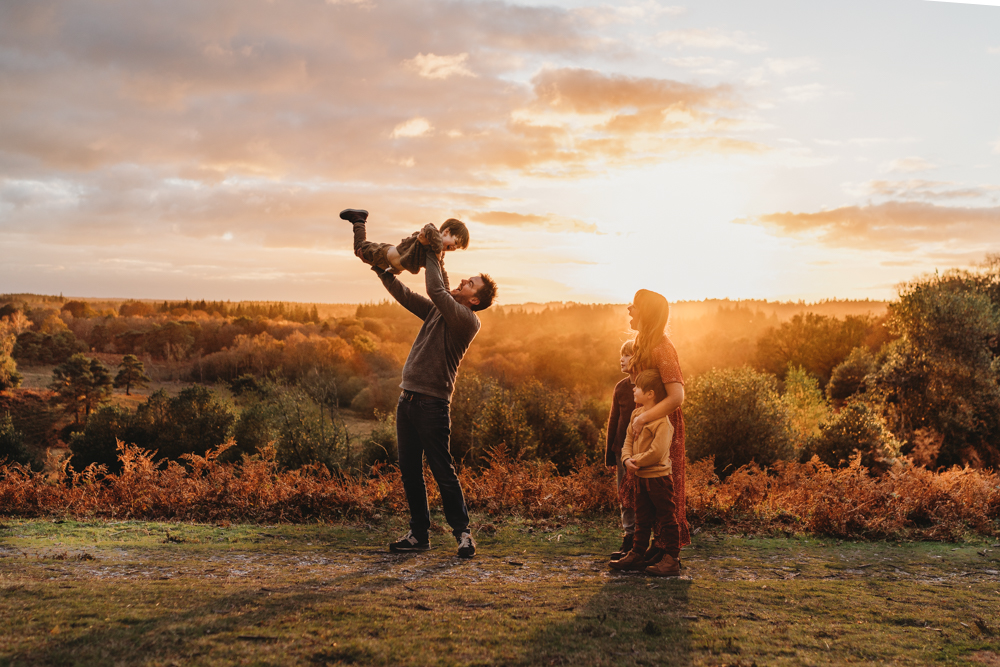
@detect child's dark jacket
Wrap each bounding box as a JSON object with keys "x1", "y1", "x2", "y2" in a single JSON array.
[
  {"x1": 605, "y1": 377, "x2": 636, "y2": 466},
  {"x1": 394, "y1": 223, "x2": 444, "y2": 275}
]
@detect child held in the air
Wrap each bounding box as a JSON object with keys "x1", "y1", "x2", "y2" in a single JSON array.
[{"x1": 341, "y1": 208, "x2": 469, "y2": 278}]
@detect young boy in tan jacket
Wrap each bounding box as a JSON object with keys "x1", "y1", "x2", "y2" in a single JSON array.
[{"x1": 609, "y1": 369, "x2": 682, "y2": 576}]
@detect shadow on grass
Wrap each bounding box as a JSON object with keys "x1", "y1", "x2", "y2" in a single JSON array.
[
  {"x1": 514, "y1": 572, "x2": 694, "y2": 667},
  {"x1": 1, "y1": 551, "x2": 466, "y2": 667}
]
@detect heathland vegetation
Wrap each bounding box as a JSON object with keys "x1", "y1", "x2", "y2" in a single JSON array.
[{"x1": 1, "y1": 256, "x2": 999, "y2": 539}]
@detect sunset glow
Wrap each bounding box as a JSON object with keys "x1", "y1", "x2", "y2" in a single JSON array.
[{"x1": 2, "y1": 0, "x2": 999, "y2": 304}]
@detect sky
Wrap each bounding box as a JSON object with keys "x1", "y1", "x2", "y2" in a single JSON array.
[{"x1": 1, "y1": 0, "x2": 999, "y2": 305}]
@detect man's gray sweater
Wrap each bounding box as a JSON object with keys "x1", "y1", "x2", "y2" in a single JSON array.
[{"x1": 378, "y1": 254, "x2": 481, "y2": 400}]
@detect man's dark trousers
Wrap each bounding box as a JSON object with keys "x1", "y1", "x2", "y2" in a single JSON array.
[{"x1": 396, "y1": 390, "x2": 470, "y2": 541}]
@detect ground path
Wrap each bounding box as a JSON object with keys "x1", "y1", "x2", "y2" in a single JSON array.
[{"x1": 1, "y1": 518, "x2": 999, "y2": 665}]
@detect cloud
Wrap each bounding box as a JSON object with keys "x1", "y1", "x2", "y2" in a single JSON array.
[
  {"x1": 880, "y1": 156, "x2": 937, "y2": 173},
  {"x1": 783, "y1": 83, "x2": 827, "y2": 102},
  {"x1": 844, "y1": 179, "x2": 1000, "y2": 201},
  {"x1": 577, "y1": 2, "x2": 685, "y2": 25},
  {"x1": 469, "y1": 210, "x2": 598, "y2": 233},
  {"x1": 742, "y1": 201, "x2": 1000, "y2": 251},
  {"x1": 765, "y1": 57, "x2": 817, "y2": 75},
  {"x1": 403, "y1": 53, "x2": 476, "y2": 79},
  {"x1": 988, "y1": 46, "x2": 1000, "y2": 54},
  {"x1": 0, "y1": 0, "x2": 761, "y2": 190},
  {"x1": 667, "y1": 56, "x2": 737, "y2": 75},
  {"x1": 657, "y1": 28, "x2": 766, "y2": 53},
  {"x1": 391, "y1": 118, "x2": 433, "y2": 138}
]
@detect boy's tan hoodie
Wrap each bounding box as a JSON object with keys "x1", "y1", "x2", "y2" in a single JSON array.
[{"x1": 620, "y1": 407, "x2": 674, "y2": 478}]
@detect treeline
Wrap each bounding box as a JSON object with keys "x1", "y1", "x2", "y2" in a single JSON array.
[
  {"x1": 2, "y1": 261, "x2": 997, "y2": 480},
  {"x1": 119, "y1": 299, "x2": 321, "y2": 323}
]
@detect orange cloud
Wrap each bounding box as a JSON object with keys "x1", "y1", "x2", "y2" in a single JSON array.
[
  {"x1": 847, "y1": 180, "x2": 1000, "y2": 201},
  {"x1": 745, "y1": 202, "x2": 1000, "y2": 251},
  {"x1": 530, "y1": 67, "x2": 730, "y2": 114},
  {"x1": 469, "y1": 210, "x2": 598, "y2": 233},
  {"x1": 0, "y1": 1, "x2": 761, "y2": 190}
]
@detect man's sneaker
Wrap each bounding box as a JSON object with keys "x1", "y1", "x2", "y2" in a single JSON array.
[
  {"x1": 456, "y1": 532, "x2": 476, "y2": 559},
  {"x1": 340, "y1": 208, "x2": 368, "y2": 224},
  {"x1": 388, "y1": 531, "x2": 429, "y2": 553}
]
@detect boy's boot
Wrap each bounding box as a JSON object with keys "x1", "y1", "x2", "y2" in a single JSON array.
[
  {"x1": 340, "y1": 208, "x2": 368, "y2": 224},
  {"x1": 340, "y1": 208, "x2": 377, "y2": 262},
  {"x1": 610, "y1": 533, "x2": 633, "y2": 560},
  {"x1": 644, "y1": 554, "x2": 681, "y2": 577},
  {"x1": 609, "y1": 549, "x2": 646, "y2": 571}
]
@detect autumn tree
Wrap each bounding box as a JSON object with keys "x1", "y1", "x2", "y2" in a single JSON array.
[
  {"x1": 754, "y1": 313, "x2": 878, "y2": 387},
  {"x1": 50, "y1": 354, "x2": 113, "y2": 423},
  {"x1": 0, "y1": 316, "x2": 23, "y2": 391},
  {"x1": 868, "y1": 266, "x2": 1000, "y2": 468},
  {"x1": 114, "y1": 354, "x2": 151, "y2": 395}
]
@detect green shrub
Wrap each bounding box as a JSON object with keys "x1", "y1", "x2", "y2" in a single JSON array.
[
  {"x1": 685, "y1": 366, "x2": 794, "y2": 478},
  {"x1": 802, "y1": 398, "x2": 902, "y2": 471},
  {"x1": 231, "y1": 381, "x2": 351, "y2": 471},
  {"x1": 266, "y1": 385, "x2": 350, "y2": 471},
  {"x1": 357, "y1": 410, "x2": 397, "y2": 473},
  {"x1": 826, "y1": 347, "x2": 875, "y2": 404},
  {"x1": 0, "y1": 355, "x2": 20, "y2": 391},
  {"x1": 782, "y1": 364, "x2": 829, "y2": 450},
  {"x1": 0, "y1": 412, "x2": 31, "y2": 467},
  {"x1": 471, "y1": 378, "x2": 599, "y2": 473},
  {"x1": 69, "y1": 405, "x2": 135, "y2": 472}
]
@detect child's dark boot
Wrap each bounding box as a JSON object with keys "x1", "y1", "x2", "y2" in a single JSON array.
[{"x1": 610, "y1": 533, "x2": 633, "y2": 560}]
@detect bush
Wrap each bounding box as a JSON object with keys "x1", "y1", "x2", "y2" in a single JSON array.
[
  {"x1": 357, "y1": 410, "x2": 398, "y2": 473},
  {"x1": 685, "y1": 366, "x2": 794, "y2": 478},
  {"x1": 802, "y1": 398, "x2": 902, "y2": 472},
  {"x1": 450, "y1": 372, "x2": 500, "y2": 465},
  {"x1": 265, "y1": 385, "x2": 351, "y2": 471},
  {"x1": 467, "y1": 380, "x2": 603, "y2": 473},
  {"x1": 826, "y1": 346, "x2": 876, "y2": 404},
  {"x1": 0, "y1": 355, "x2": 20, "y2": 391},
  {"x1": 70, "y1": 387, "x2": 236, "y2": 472},
  {"x1": 0, "y1": 412, "x2": 31, "y2": 467},
  {"x1": 143, "y1": 386, "x2": 236, "y2": 461},
  {"x1": 348, "y1": 376, "x2": 401, "y2": 417},
  {"x1": 782, "y1": 365, "x2": 828, "y2": 451},
  {"x1": 69, "y1": 405, "x2": 135, "y2": 472},
  {"x1": 231, "y1": 381, "x2": 352, "y2": 472}
]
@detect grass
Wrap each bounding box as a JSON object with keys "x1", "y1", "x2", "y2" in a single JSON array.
[{"x1": 2, "y1": 518, "x2": 999, "y2": 666}]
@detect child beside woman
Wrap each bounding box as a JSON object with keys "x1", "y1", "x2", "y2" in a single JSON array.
[{"x1": 605, "y1": 340, "x2": 637, "y2": 560}]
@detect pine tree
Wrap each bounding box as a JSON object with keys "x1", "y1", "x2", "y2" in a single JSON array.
[
  {"x1": 51, "y1": 354, "x2": 114, "y2": 423},
  {"x1": 114, "y1": 354, "x2": 151, "y2": 396}
]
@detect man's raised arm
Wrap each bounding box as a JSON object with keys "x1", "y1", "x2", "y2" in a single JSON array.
[
  {"x1": 424, "y1": 255, "x2": 479, "y2": 330},
  {"x1": 373, "y1": 266, "x2": 433, "y2": 320}
]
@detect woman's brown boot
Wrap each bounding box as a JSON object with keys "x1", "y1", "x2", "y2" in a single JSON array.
[{"x1": 644, "y1": 554, "x2": 681, "y2": 577}]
